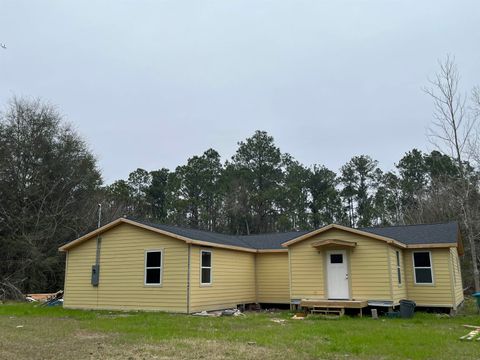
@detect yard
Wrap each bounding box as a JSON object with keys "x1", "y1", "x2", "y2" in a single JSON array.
[{"x1": 0, "y1": 301, "x2": 479, "y2": 360}]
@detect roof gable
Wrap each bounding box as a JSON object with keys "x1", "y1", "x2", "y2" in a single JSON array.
[{"x1": 281, "y1": 224, "x2": 407, "y2": 248}]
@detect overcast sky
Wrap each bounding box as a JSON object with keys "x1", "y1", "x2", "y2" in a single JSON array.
[{"x1": 1, "y1": 1, "x2": 479, "y2": 183}]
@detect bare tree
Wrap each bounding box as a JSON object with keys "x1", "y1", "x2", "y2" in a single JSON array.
[
  {"x1": 424, "y1": 55, "x2": 480, "y2": 291},
  {"x1": 424, "y1": 55, "x2": 475, "y2": 172}
]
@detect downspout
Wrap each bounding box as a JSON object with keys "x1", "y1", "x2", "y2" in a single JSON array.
[{"x1": 187, "y1": 244, "x2": 191, "y2": 314}]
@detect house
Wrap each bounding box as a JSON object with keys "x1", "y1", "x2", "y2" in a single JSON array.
[{"x1": 59, "y1": 217, "x2": 464, "y2": 313}]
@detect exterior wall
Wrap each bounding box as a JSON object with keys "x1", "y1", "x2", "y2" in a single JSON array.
[
  {"x1": 289, "y1": 229, "x2": 393, "y2": 301},
  {"x1": 63, "y1": 221, "x2": 463, "y2": 312},
  {"x1": 256, "y1": 252, "x2": 290, "y2": 303},
  {"x1": 63, "y1": 234, "x2": 98, "y2": 308},
  {"x1": 349, "y1": 235, "x2": 392, "y2": 301},
  {"x1": 289, "y1": 235, "x2": 325, "y2": 299},
  {"x1": 450, "y1": 247, "x2": 464, "y2": 307},
  {"x1": 389, "y1": 247, "x2": 407, "y2": 304},
  {"x1": 403, "y1": 248, "x2": 456, "y2": 307},
  {"x1": 189, "y1": 245, "x2": 256, "y2": 313},
  {"x1": 64, "y1": 223, "x2": 189, "y2": 312}
]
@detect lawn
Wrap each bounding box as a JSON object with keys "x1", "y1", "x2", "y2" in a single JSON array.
[{"x1": 0, "y1": 301, "x2": 479, "y2": 360}]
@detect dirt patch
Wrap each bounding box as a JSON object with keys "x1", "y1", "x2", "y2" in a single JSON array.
[
  {"x1": 93, "y1": 339, "x2": 299, "y2": 360},
  {"x1": 75, "y1": 329, "x2": 111, "y2": 340},
  {"x1": 0, "y1": 316, "x2": 299, "y2": 360},
  {"x1": 0, "y1": 316, "x2": 116, "y2": 360}
]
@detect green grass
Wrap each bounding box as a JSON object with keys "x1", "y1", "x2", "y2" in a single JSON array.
[{"x1": 0, "y1": 300, "x2": 479, "y2": 360}]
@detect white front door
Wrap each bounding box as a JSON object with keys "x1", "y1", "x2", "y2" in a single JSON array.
[{"x1": 327, "y1": 250, "x2": 349, "y2": 299}]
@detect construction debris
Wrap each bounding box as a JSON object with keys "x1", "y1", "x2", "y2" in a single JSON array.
[
  {"x1": 192, "y1": 310, "x2": 219, "y2": 317},
  {"x1": 291, "y1": 313, "x2": 306, "y2": 320},
  {"x1": 25, "y1": 293, "x2": 56, "y2": 302},
  {"x1": 192, "y1": 308, "x2": 244, "y2": 317},
  {"x1": 460, "y1": 325, "x2": 480, "y2": 341},
  {"x1": 42, "y1": 291, "x2": 64, "y2": 307},
  {"x1": 222, "y1": 309, "x2": 244, "y2": 316},
  {"x1": 26, "y1": 290, "x2": 64, "y2": 305}
]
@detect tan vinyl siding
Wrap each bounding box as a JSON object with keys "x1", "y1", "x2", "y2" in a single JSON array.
[
  {"x1": 450, "y1": 247, "x2": 464, "y2": 307},
  {"x1": 289, "y1": 228, "x2": 393, "y2": 301},
  {"x1": 256, "y1": 252, "x2": 290, "y2": 303},
  {"x1": 404, "y1": 248, "x2": 454, "y2": 307},
  {"x1": 64, "y1": 223, "x2": 188, "y2": 312},
  {"x1": 289, "y1": 236, "x2": 325, "y2": 299},
  {"x1": 390, "y1": 247, "x2": 407, "y2": 303},
  {"x1": 349, "y1": 235, "x2": 392, "y2": 301},
  {"x1": 63, "y1": 236, "x2": 98, "y2": 308},
  {"x1": 189, "y1": 246, "x2": 256, "y2": 313}
]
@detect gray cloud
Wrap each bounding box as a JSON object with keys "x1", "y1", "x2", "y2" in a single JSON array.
[{"x1": 1, "y1": 1, "x2": 479, "y2": 183}]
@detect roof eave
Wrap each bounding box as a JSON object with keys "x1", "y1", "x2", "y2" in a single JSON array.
[
  {"x1": 406, "y1": 242, "x2": 458, "y2": 249},
  {"x1": 257, "y1": 248, "x2": 288, "y2": 253}
]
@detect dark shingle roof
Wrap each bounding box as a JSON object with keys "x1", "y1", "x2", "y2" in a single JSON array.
[
  {"x1": 133, "y1": 219, "x2": 308, "y2": 250},
  {"x1": 239, "y1": 231, "x2": 310, "y2": 249},
  {"x1": 359, "y1": 222, "x2": 459, "y2": 245},
  {"x1": 127, "y1": 218, "x2": 459, "y2": 250}
]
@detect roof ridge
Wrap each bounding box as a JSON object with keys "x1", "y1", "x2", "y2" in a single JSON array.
[
  {"x1": 238, "y1": 230, "x2": 310, "y2": 237},
  {"x1": 128, "y1": 217, "x2": 234, "y2": 236},
  {"x1": 360, "y1": 221, "x2": 458, "y2": 230}
]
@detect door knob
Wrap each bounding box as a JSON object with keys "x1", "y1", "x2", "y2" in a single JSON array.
[{"x1": 345, "y1": 274, "x2": 349, "y2": 280}]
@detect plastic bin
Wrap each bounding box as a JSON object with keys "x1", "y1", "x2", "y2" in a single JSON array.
[
  {"x1": 399, "y1": 299, "x2": 416, "y2": 318},
  {"x1": 473, "y1": 292, "x2": 480, "y2": 312},
  {"x1": 386, "y1": 311, "x2": 401, "y2": 318}
]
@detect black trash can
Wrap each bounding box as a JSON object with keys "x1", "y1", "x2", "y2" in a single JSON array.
[{"x1": 399, "y1": 299, "x2": 416, "y2": 318}]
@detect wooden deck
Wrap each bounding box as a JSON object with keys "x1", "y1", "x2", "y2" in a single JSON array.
[{"x1": 300, "y1": 299, "x2": 368, "y2": 317}]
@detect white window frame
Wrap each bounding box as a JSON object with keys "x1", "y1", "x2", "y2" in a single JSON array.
[
  {"x1": 412, "y1": 251, "x2": 434, "y2": 285},
  {"x1": 200, "y1": 249, "x2": 212, "y2": 286},
  {"x1": 144, "y1": 249, "x2": 163, "y2": 286},
  {"x1": 396, "y1": 250, "x2": 402, "y2": 285}
]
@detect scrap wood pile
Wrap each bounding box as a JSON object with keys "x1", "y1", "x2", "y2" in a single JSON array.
[
  {"x1": 26, "y1": 290, "x2": 64, "y2": 306},
  {"x1": 460, "y1": 325, "x2": 480, "y2": 341}
]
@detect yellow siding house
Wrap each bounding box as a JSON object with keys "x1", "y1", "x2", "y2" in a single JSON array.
[{"x1": 59, "y1": 218, "x2": 464, "y2": 313}]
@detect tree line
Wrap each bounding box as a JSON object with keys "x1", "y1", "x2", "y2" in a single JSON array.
[
  {"x1": 1, "y1": 56, "x2": 479, "y2": 297},
  {"x1": 104, "y1": 134, "x2": 463, "y2": 234}
]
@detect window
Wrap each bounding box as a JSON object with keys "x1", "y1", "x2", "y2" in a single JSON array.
[
  {"x1": 200, "y1": 250, "x2": 212, "y2": 285},
  {"x1": 330, "y1": 254, "x2": 343, "y2": 264},
  {"x1": 413, "y1": 251, "x2": 433, "y2": 284},
  {"x1": 396, "y1": 251, "x2": 402, "y2": 285},
  {"x1": 145, "y1": 250, "x2": 162, "y2": 285}
]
